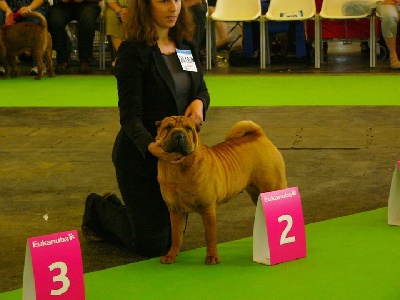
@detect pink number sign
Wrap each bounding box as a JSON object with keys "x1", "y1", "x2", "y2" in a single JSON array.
[
  {"x1": 23, "y1": 230, "x2": 85, "y2": 300},
  {"x1": 253, "y1": 187, "x2": 306, "y2": 265}
]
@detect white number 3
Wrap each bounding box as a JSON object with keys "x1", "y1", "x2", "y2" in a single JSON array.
[
  {"x1": 278, "y1": 214, "x2": 296, "y2": 245},
  {"x1": 49, "y1": 261, "x2": 70, "y2": 296}
]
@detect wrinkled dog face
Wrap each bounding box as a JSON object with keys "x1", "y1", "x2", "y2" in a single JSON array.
[{"x1": 156, "y1": 116, "x2": 200, "y2": 156}]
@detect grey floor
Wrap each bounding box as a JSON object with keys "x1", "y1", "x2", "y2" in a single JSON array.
[{"x1": 1, "y1": 42, "x2": 399, "y2": 293}]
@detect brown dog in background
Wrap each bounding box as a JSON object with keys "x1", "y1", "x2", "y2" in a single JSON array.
[
  {"x1": 0, "y1": 12, "x2": 55, "y2": 80},
  {"x1": 156, "y1": 116, "x2": 287, "y2": 265}
]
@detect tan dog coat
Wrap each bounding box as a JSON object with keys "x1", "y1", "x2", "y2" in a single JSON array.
[{"x1": 156, "y1": 116, "x2": 287, "y2": 264}]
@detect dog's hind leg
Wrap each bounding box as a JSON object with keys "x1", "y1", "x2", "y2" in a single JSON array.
[
  {"x1": 32, "y1": 50, "x2": 44, "y2": 80},
  {"x1": 0, "y1": 46, "x2": 8, "y2": 78},
  {"x1": 200, "y1": 207, "x2": 220, "y2": 265},
  {"x1": 160, "y1": 211, "x2": 187, "y2": 264},
  {"x1": 7, "y1": 54, "x2": 17, "y2": 77}
]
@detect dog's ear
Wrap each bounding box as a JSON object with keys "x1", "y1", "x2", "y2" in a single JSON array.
[{"x1": 155, "y1": 120, "x2": 162, "y2": 128}]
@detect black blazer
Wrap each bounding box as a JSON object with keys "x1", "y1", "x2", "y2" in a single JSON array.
[{"x1": 113, "y1": 40, "x2": 210, "y2": 178}]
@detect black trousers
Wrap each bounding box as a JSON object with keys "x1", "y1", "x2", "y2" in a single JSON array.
[
  {"x1": 84, "y1": 179, "x2": 171, "y2": 257},
  {"x1": 47, "y1": 2, "x2": 101, "y2": 64},
  {"x1": 83, "y1": 130, "x2": 171, "y2": 257},
  {"x1": 190, "y1": 0, "x2": 207, "y2": 55}
]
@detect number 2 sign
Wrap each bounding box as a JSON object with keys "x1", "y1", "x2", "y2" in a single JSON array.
[
  {"x1": 253, "y1": 187, "x2": 307, "y2": 265},
  {"x1": 23, "y1": 230, "x2": 85, "y2": 299}
]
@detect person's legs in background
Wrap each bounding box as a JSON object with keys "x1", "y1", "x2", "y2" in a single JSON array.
[
  {"x1": 189, "y1": 0, "x2": 207, "y2": 57},
  {"x1": 0, "y1": 11, "x2": 4, "y2": 26},
  {"x1": 104, "y1": 5, "x2": 123, "y2": 69},
  {"x1": 76, "y1": 2, "x2": 101, "y2": 74},
  {"x1": 377, "y1": 2, "x2": 400, "y2": 69},
  {"x1": 47, "y1": 2, "x2": 73, "y2": 74},
  {"x1": 208, "y1": 1, "x2": 230, "y2": 50},
  {"x1": 0, "y1": 11, "x2": 5, "y2": 75}
]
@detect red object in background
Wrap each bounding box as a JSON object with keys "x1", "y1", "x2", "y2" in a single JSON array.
[
  {"x1": 306, "y1": 0, "x2": 381, "y2": 40},
  {"x1": 5, "y1": 11, "x2": 21, "y2": 25}
]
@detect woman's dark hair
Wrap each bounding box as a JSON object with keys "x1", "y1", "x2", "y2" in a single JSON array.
[{"x1": 122, "y1": 0, "x2": 195, "y2": 46}]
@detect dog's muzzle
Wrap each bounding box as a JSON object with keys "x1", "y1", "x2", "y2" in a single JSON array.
[{"x1": 163, "y1": 130, "x2": 193, "y2": 156}]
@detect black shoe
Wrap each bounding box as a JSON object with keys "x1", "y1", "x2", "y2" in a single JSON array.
[
  {"x1": 216, "y1": 42, "x2": 230, "y2": 51},
  {"x1": 103, "y1": 192, "x2": 122, "y2": 206},
  {"x1": 82, "y1": 193, "x2": 106, "y2": 241},
  {"x1": 360, "y1": 42, "x2": 369, "y2": 54},
  {"x1": 81, "y1": 225, "x2": 106, "y2": 242},
  {"x1": 78, "y1": 62, "x2": 91, "y2": 74},
  {"x1": 56, "y1": 63, "x2": 69, "y2": 74}
]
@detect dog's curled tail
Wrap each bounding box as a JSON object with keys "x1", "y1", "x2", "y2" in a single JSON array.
[
  {"x1": 225, "y1": 120, "x2": 264, "y2": 140},
  {"x1": 21, "y1": 11, "x2": 47, "y2": 30}
]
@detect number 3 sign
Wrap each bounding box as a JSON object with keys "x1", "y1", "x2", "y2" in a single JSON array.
[
  {"x1": 253, "y1": 187, "x2": 307, "y2": 265},
  {"x1": 23, "y1": 230, "x2": 85, "y2": 299}
]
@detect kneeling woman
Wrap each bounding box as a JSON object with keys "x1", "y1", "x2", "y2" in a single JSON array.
[{"x1": 82, "y1": 0, "x2": 210, "y2": 257}]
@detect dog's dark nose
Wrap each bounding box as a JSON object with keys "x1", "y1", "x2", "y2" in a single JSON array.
[{"x1": 174, "y1": 132, "x2": 185, "y2": 141}]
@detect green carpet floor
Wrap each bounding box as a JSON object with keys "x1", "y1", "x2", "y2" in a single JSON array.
[
  {"x1": 1, "y1": 208, "x2": 399, "y2": 299},
  {"x1": 1, "y1": 75, "x2": 399, "y2": 107},
  {"x1": 1, "y1": 75, "x2": 399, "y2": 299}
]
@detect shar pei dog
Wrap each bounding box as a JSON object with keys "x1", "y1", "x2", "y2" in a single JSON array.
[{"x1": 156, "y1": 116, "x2": 287, "y2": 265}]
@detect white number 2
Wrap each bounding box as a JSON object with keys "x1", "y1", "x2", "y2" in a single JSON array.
[
  {"x1": 278, "y1": 214, "x2": 296, "y2": 245},
  {"x1": 49, "y1": 261, "x2": 70, "y2": 296}
]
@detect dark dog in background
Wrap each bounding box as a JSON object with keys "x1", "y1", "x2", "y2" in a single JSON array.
[{"x1": 0, "y1": 11, "x2": 55, "y2": 80}]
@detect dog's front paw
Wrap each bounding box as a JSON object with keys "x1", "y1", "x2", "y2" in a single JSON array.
[
  {"x1": 205, "y1": 255, "x2": 220, "y2": 265},
  {"x1": 160, "y1": 255, "x2": 177, "y2": 264}
]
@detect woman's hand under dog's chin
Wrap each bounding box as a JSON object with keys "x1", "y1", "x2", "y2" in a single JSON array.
[
  {"x1": 148, "y1": 140, "x2": 185, "y2": 164},
  {"x1": 59, "y1": 0, "x2": 84, "y2": 3},
  {"x1": 170, "y1": 156, "x2": 185, "y2": 164}
]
